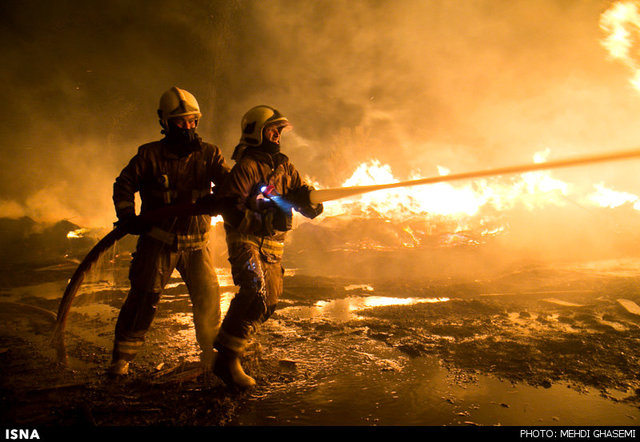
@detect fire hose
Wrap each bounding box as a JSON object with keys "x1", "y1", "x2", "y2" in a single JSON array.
[
  {"x1": 51, "y1": 201, "x2": 214, "y2": 365},
  {"x1": 53, "y1": 147, "x2": 640, "y2": 364},
  {"x1": 309, "y1": 148, "x2": 640, "y2": 204}
]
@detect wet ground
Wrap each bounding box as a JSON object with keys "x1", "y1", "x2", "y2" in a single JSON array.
[{"x1": 1, "y1": 249, "x2": 640, "y2": 430}]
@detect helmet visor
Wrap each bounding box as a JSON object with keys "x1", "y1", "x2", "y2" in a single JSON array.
[{"x1": 267, "y1": 120, "x2": 292, "y2": 133}]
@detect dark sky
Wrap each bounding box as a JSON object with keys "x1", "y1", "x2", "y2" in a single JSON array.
[{"x1": 1, "y1": 0, "x2": 639, "y2": 227}]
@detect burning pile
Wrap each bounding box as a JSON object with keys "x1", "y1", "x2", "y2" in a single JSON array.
[
  {"x1": 286, "y1": 0, "x2": 640, "y2": 271},
  {"x1": 287, "y1": 147, "x2": 640, "y2": 279},
  {"x1": 0, "y1": 217, "x2": 100, "y2": 267},
  {"x1": 309, "y1": 150, "x2": 640, "y2": 236}
]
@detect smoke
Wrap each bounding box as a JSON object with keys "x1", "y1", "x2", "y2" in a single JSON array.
[
  {"x1": 222, "y1": 1, "x2": 640, "y2": 178},
  {"x1": 0, "y1": 0, "x2": 226, "y2": 226},
  {"x1": 2, "y1": 0, "x2": 640, "y2": 266}
]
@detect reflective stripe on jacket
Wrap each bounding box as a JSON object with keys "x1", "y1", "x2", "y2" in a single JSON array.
[{"x1": 225, "y1": 231, "x2": 285, "y2": 258}]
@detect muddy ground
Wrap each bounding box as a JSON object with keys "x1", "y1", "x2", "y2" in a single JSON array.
[{"x1": 2, "y1": 246, "x2": 640, "y2": 429}]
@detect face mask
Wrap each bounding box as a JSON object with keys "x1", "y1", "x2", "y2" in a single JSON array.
[
  {"x1": 167, "y1": 126, "x2": 198, "y2": 144},
  {"x1": 165, "y1": 126, "x2": 201, "y2": 155},
  {"x1": 260, "y1": 139, "x2": 281, "y2": 154}
]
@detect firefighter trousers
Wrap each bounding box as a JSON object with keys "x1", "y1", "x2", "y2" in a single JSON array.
[
  {"x1": 214, "y1": 243, "x2": 283, "y2": 355},
  {"x1": 112, "y1": 236, "x2": 221, "y2": 362}
]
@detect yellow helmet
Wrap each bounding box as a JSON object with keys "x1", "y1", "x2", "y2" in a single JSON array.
[
  {"x1": 240, "y1": 105, "x2": 290, "y2": 146},
  {"x1": 157, "y1": 87, "x2": 202, "y2": 129}
]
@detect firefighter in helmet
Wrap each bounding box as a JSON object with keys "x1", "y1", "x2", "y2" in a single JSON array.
[
  {"x1": 214, "y1": 105, "x2": 323, "y2": 388},
  {"x1": 109, "y1": 87, "x2": 230, "y2": 376}
]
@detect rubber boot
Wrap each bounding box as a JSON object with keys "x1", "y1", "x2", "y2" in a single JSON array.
[
  {"x1": 200, "y1": 347, "x2": 215, "y2": 369},
  {"x1": 108, "y1": 360, "x2": 130, "y2": 376},
  {"x1": 213, "y1": 347, "x2": 256, "y2": 389}
]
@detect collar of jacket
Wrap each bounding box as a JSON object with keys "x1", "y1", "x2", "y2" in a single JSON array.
[
  {"x1": 160, "y1": 138, "x2": 204, "y2": 159},
  {"x1": 236, "y1": 145, "x2": 289, "y2": 168}
]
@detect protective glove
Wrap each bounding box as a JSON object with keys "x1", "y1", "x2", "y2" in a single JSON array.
[
  {"x1": 249, "y1": 192, "x2": 276, "y2": 213},
  {"x1": 286, "y1": 185, "x2": 314, "y2": 209},
  {"x1": 115, "y1": 214, "x2": 151, "y2": 236},
  {"x1": 287, "y1": 185, "x2": 324, "y2": 219}
]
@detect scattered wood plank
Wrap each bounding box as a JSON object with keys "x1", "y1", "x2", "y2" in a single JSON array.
[
  {"x1": 617, "y1": 299, "x2": 640, "y2": 316},
  {"x1": 151, "y1": 367, "x2": 204, "y2": 384},
  {"x1": 151, "y1": 361, "x2": 197, "y2": 378},
  {"x1": 27, "y1": 380, "x2": 90, "y2": 393},
  {"x1": 150, "y1": 361, "x2": 204, "y2": 384},
  {"x1": 541, "y1": 298, "x2": 584, "y2": 307}
]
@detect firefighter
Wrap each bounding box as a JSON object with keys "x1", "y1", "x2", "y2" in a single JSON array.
[
  {"x1": 109, "y1": 87, "x2": 230, "y2": 376},
  {"x1": 214, "y1": 105, "x2": 323, "y2": 388}
]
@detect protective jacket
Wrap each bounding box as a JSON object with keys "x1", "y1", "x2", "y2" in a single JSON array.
[
  {"x1": 113, "y1": 138, "x2": 229, "y2": 249},
  {"x1": 214, "y1": 145, "x2": 322, "y2": 354},
  {"x1": 220, "y1": 146, "x2": 323, "y2": 259}
]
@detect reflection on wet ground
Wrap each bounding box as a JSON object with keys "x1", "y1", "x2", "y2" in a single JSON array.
[
  {"x1": 2, "y1": 258, "x2": 640, "y2": 426},
  {"x1": 236, "y1": 347, "x2": 638, "y2": 426},
  {"x1": 281, "y1": 295, "x2": 449, "y2": 322},
  {"x1": 233, "y1": 265, "x2": 640, "y2": 426}
]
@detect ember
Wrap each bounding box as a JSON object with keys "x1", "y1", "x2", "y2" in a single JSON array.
[{"x1": 66, "y1": 228, "x2": 89, "y2": 239}]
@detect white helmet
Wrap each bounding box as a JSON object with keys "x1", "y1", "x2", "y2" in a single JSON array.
[
  {"x1": 239, "y1": 105, "x2": 290, "y2": 146},
  {"x1": 157, "y1": 87, "x2": 202, "y2": 129}
]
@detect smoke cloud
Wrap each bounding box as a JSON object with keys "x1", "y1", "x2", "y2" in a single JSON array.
[{"x1": 2, "y1": 1, "x2": 640, "y2": 247}]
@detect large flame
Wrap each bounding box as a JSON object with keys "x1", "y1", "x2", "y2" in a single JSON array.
[
  {"x1": 317, "y1": 150, "x2": 640, "y2": 233},
  {"x1": 600, "y1": 0, "x2": 640, "y2": 91}
]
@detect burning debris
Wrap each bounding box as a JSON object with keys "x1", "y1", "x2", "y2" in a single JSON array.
[
  {"x1": 66, "y1": 228, "x2": 90, "y2": 239},
  {"x1": 314, "y1": 149, "x2": 640, "y2": 223},
  {"x1": 0, "y1": 217, "x2": 102, "y2": 268},
  {"x1": 283, "y1": 149, "x2": 640, "y2": 282}
]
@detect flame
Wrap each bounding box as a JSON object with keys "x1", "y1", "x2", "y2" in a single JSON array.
[
  {"x1": 322, "y1": 151, "x2": 582, "y2": 220},
  {"x1": 210, "y1": 215, "x2": 223, "y2": 226},
  {"x1": 321, "y1": 159, "x2": 489, "y2": 219},
  {"x1": 586, "y1": 182, "x2": 640, "y2": 208},
  {"x1": 600, "y1": 0, "x2": 640, "y2": 91},
  {"x1": 67, "y1": 228, "x2": 89, "y2": 239},
  {"x1": 316, "y1": 150, "x2": 640, "y2": 242}
]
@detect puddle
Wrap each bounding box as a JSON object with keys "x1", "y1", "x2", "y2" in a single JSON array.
[
  {"x1": 279, "y1": 296, "x2": 446, "y2": 322},
  {"x1": 235, "y1": 349, "x2": 640, "y2": 426},
  {"x1": 280, "y1": 296, "x2": 450, "y2": 322}
]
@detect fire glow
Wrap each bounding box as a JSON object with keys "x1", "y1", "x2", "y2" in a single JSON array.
[
  {"x1": 315, "y1": 151, "x2": 640, "y2": 233},
  {"x1": 600, "y1": 0, "x2": 640, "y2": 91},
  {"x1": 66, "y1": 228, "x2": 89, "y2": 239},
  {"x1": 159, "y1": 149, "x2": 639, "y2": 249}
]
